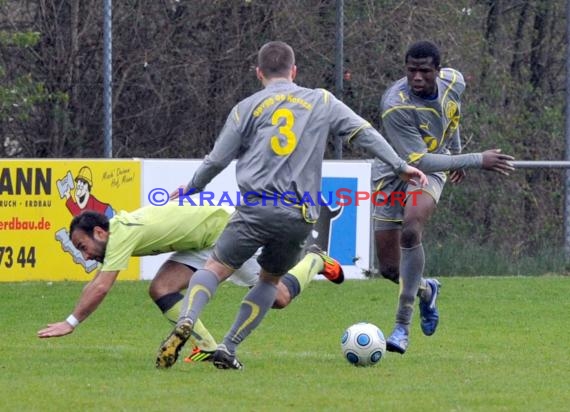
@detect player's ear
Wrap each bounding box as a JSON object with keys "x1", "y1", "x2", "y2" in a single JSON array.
[{"x1": 93, "y1": 226, "x2": 108, "y2": 241}]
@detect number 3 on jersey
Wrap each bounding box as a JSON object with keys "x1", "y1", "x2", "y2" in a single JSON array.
[{"x1": 270, "y1": 108, "x2": 297, "y2": 155}]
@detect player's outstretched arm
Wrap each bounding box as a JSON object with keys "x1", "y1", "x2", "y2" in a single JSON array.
[
  {"x1": 414, "y1": 150, "x2": 515, "y2": 175},
  {"x1": 37, "y1": 270, "x2": 119, "y2": 338},
  {"x1": 481, "y1": 149, "x2": 515, "y2": 176}
]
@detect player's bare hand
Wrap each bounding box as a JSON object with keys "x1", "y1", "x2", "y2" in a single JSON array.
[
  {"x1": 482, "y1": 149, "x2": 515, "y2": 176},
  {"x1": 449, "y1": 169, "x2": 466, "y2": 183},
  {"x1": 169, "y1": 185, "x2": 186, "y2": 200},
  {"x1": 37, "y1": 321, "x2": 75, "y2": 338},
  {"x1": 399, "y1": 165, "x2": 428, "y2": 187}
]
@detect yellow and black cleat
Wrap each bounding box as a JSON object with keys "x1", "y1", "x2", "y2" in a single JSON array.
[{"x1": 156, "y1": 319, "x2": 194, "y2": 369}]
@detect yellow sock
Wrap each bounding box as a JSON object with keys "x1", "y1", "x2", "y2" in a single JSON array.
[
  {"x1": 190, "y1": 319, "x2": 218, "y2": 351},
  {"x1": 287, "y1": 252, "x2": 324, "y2": 291},
  {"x1": 163, "y1": 301, "x2": 218, "y2": 351}
]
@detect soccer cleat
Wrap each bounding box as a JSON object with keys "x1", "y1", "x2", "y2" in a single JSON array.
[
  {"x1": 155, "y1": 318, "x2": 194, "y2": 369},
  {"x1": 386, "y1": 324, "x2": 409, "y2": 354},
  {"x1": 419, "y1": 279, "x2": 441, "y2": 336},
  {"x1": 212, "y1": 344, "x2": 244, "y2": 370},
  {"x1": 183, "y1": 346, "x2": 215, "y2": 363},
  {"x1": 306, "y1": 244, "x2": 344, "y2": 284}
]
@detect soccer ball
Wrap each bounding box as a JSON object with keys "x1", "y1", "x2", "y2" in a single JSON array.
[{"x1": 340, "y1": 322, "x2": 386, "y2": 367}]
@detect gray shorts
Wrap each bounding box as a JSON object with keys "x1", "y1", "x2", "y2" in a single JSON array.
[
  {"x1": 168, "y1": 248, "x2": 260, "y2": 287},
  {"x1": 373, "y1": 172, "x2": 447, "y2": 230},
  {"x1": 213, "y1": 203, "x2": 313, "y2": 275}
]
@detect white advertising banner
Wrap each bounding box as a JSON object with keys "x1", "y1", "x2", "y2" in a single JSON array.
[{"x1": 141, "y1": 159, "x2": 371, "y2": 280}]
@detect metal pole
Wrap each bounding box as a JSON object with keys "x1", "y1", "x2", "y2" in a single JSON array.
[
  {"x1": 565, "y1": 0, "x2": 570, "y2": 257},
  {"x1": 103, "y1": 0, "x2": 113, "y2": 158},
  {"x1": 333, "y1": 0, "x2": 344, "y2": 160},
  {"x1": 512, "y1": 161, "x2": 570, "y2": 168}
]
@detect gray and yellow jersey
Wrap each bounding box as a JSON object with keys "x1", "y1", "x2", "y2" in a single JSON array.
[
  {"x1": 190, "y1": 80, "x2": 407, "y2": 221},
  {"x1": 372, "y1": 68, "x2": 465, "y2": 182}
]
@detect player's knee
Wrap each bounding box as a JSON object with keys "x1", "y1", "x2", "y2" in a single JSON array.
[
  {"x1": 148, "y1": 278, "x2": 171, "y2": 301},
  {"x1": 148, "y1": 283, "x2": 161, "y2": 300},
  {"x1": 400, "y1": 224, "x2": 422, "y2": 248}
]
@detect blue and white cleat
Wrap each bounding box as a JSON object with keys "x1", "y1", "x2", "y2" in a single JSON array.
[
  {"x1": 386, "y1": 324, "x2": 409, "y2": 354},
  {"x1": 419, "y1": 278, "x2": 441, "y2": 336}
]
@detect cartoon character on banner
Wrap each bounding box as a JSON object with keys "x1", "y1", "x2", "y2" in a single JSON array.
[{"x1": 54, "y1": 166, "x2": 115, "y2": 273}]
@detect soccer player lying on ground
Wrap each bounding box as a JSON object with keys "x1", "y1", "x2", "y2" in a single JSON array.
[{"x1": 37, "y1": 201, "x2": 343, "y2": 362}]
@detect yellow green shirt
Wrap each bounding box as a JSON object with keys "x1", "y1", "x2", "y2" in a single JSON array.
[{"x1": 101, "y1": 202, "x2": 232, "y2": 271}]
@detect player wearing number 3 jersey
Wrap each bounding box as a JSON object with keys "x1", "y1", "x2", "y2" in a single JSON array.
[{"x1": 156, "y1": 40, "x2": 428, "y2": 370}]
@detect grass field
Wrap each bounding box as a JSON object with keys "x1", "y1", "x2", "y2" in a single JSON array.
[{"x1": 1, "y1": 277, "x2": 569, "y2": 412}]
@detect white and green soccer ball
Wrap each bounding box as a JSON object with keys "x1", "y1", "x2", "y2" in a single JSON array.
[{"x1": 340, "y1": 322, "x2": 386, "y2": 367}]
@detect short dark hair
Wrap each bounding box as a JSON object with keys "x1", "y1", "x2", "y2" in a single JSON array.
[
  {"x1": 70, "y1": 211, "x2": 109, "y2": 237},
  {"x1": 257, "y1": 41, "x2": 295, "y2": 78},
  {"x1": 405, "y1": 41, "x2": 441, "y2": 68}
]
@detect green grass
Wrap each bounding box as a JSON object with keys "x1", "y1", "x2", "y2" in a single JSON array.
[
  {"x1": 424, "y1": 239, "x2": 570, "y2": 276},
  {"x1": 1, "y1": 277, "x2": 569, "y2": 411}
]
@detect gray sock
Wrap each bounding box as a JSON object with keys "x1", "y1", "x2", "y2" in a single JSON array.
[
  {"x1": 222, "y1": 278, "x2": 278, "y2": 354},
  {"x1": 179, "y1": 269, "x2": 219, "y2": 324},
  {"x1": 395, "y1": 244, "x2": 425, "y2": 330}
]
